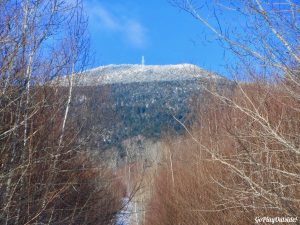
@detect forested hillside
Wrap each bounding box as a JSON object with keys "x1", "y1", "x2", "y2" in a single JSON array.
[{"x1": 67, "y1": 64, "x2": 232, "y2": 151}]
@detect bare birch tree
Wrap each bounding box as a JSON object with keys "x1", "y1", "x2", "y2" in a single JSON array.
[
  {"x1": 179, "y1": 0, "x2": 299, "y2": 217},
  {"x1": 0, "y1": 1, "x2": 123, "y2": 224},
  {"x1": 145, "y1": 1, "x2": 300, "y2": 224}
]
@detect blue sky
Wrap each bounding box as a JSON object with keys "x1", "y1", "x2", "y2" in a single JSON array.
[{"x1": 84, "y1": 0, "x2": 234, "y2": 77}]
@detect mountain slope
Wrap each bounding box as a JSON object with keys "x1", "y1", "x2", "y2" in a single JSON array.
[{"x1": 65, "y1": 64, "x2": 232, "y2": 155}]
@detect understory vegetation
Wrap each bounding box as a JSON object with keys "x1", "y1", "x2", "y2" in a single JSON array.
[
  {"x1": 145, "y1": 81, "x2": 300, "y2": 224},
  {"x1": 144, "y1": 1, "x2": 300, "y2": 224},
  {"x1": 0, "y1": 1, "x2": 125, "y2": 224}
]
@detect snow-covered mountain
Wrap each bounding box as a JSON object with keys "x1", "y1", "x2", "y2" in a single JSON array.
[
  {"x1": 67, "y1": 64, "x2": 232, "y2": 152},
  {"x1": 59, "y1": 64, "x2": 223, "y2": 85}
]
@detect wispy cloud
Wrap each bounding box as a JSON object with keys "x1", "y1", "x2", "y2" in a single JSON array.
[
  {"x1": 124, "y1": 20, "x2": 147, "y2": 48},
  {"x1": 85, "y1": 2, "x2": 148, "y2": 48}
]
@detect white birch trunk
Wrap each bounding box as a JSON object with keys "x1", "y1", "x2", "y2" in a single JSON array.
[
  {"x1": 59, "y1": 63, "x2": 75, "y2": 147},
  {"x1": 24, "y1": 53, "x2": 34, "y2": 147}
]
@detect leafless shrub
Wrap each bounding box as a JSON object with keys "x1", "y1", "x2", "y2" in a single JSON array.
[
  {"x1": 145, "y1": 1, "x2": 299, "y2": 224},
  {"x1": 0, "y1": 1, "x2": 125, "y2": 224},
  {"x1": 145, "y1": 79, "x2": 300, "y2": 224}
]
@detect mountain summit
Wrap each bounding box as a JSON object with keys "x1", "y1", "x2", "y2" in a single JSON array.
[{"x1": 60, "y1": 64, "x2": 222, "y2": 86}]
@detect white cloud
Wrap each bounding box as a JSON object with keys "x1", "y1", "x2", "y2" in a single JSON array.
[
  {"x1": 125, "y1": 20, "x2": 147, "y2": 48},
  {"x1": 85, "y1": 2, "x2": 147, "y2": 48},
  {"x1": 88, "y1": 4, "x2": 119, "y2": 30}
]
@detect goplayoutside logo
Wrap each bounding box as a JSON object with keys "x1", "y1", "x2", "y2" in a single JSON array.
[{"x1": 255, "y1": 216, "x2": 298, "y2": 224}]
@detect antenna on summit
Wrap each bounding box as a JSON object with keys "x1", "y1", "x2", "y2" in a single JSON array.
[{"x1": 141, "y1": 56, "x2": 145, "y2": 66}]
